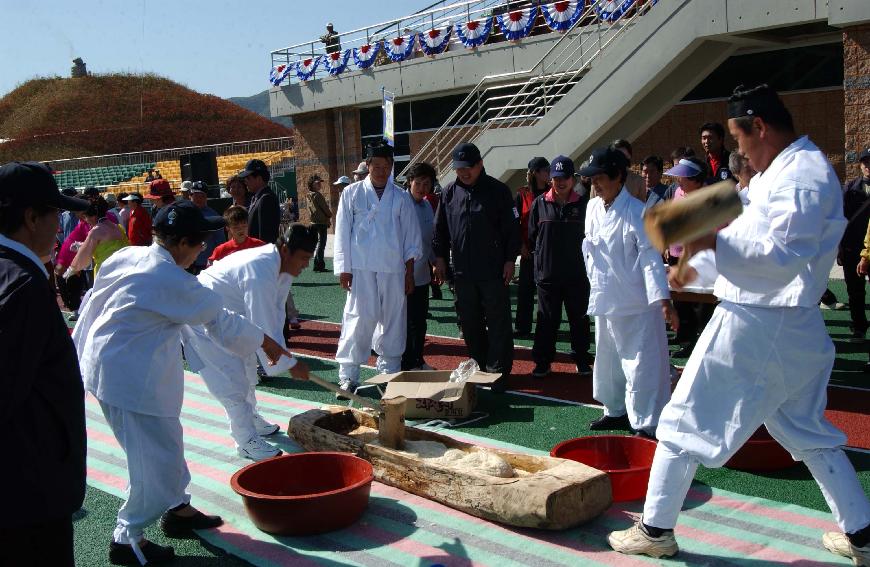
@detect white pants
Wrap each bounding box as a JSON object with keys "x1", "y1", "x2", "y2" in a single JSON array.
[
  {"x1": 336, "y1": 270, "x2": 406, "y2": 383},
  {"x1": 100, "y1": 401, "x2": 191, "y2": 544},
  {"x1": 644, "y1": 302, "x2": 870, "y2": 533},
  {"x1": 592, "y1": 308, "x2": 670, "y2": 432},
  {"x1": 186, "y1": 329, "x2": 261, "y2": 446}
]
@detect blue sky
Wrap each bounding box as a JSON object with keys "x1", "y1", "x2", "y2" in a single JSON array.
[{"x1": 0, "y1": 0, "x2": 416, "y2": 99}]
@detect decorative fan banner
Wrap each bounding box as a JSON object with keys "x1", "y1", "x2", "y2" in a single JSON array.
[
  {"x1": 418, "y1": 26, "x2": 452, "y2": 56},
  {"x1": 269, "y1": 64, "x2": 292, "y2": 86},
  {"x1": 497, "y1": 6, "x2": 539, "y2": 41},
  {"x1": 323, "y1": 49, "x2": 350, "y2": 76},
  {"x1": 455, "y1": 17, "x2": 493, "y2": 48},
  {"x1": 386, "y1": 34, "x2": 416, "y2": 62},
  {"x1": 593, "y1": 0, "x2": 635, "y2": 21},
  {"x1": 543, "y1": 1, "x2": 585, "y2": 32},
  {"x1": 353, "y1": 41, "x2": 382, "y2": 69},
  {"x1": 295, "y1": 56, "x2": 321, "y2": 81}
]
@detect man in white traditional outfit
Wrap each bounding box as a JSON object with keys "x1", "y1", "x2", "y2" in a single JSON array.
[
  {"x1": 333, "y1": 142, "x2": 422, "y2": 396},
  {"x1": 608, "y1": 85, "x2": 870, "y2": 564},
  {"x1": 73, "y1": 201, "x2": 292, "y2": 566},
  {"x1": 181, "y1": 223, "x2": 315, "y2": 461},
  {"x1": 579, "y1": 146, "x2": 678, "y2": 439}
]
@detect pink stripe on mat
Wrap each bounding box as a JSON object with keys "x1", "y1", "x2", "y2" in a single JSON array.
[
  {"x1": 87, "y1": 465, "x2": 127, "y2": 492},
  {"x1": 687, "y1": 488, "x2": 837, "y2": 532},
  {"x1": 676, "y1": 523, "x2": 823, "y2": 565},
  {"x1": 185, "y1": 372, "x2": 317, "y2": 412}
]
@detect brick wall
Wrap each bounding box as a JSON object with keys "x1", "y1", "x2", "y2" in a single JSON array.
[
  {"x1": 292, "y1": 108, "x2": 362, "y2": 229},
  {"x1": 844, "y1": 24, "x2": 870, "y2": 181},
  {"x1": 632, "y1": 89, "x2": 846, "y2": 181}
]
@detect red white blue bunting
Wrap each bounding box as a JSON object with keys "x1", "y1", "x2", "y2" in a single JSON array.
[
  {"x1": 418, "y1": 26, "x2": 452, "y2": 56},
  {"x1": 269, "y1": 64, "x2": 292, "y2": 86},
  {"x1": 295, "y1": 56, "x2": 321, "y2": 81},
  {"x1": 353, "y1": 41, "x2": 382, "y2": 69},
  {"x1": 543, "y1": 1, "x2": 585, "y2": 32},
  {"x1": 497, "y1": 6, "x2": 539, "y2": 41},
  {"x1": 386, "y1": 34, "x2": 416, "y2": 62},
  {"x1": 593, "y1": 0, "x2": 635, "y2": 21},
  {"x1": 323, "y1": 49, "x2": 350, "y2": 75},
  {"x1": 456, "y1": 17, "x2": 493, "y2": 48}
]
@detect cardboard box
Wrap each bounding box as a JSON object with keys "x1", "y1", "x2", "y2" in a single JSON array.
[{"x1": 365, "y1": 370, "x2": 501, "y2": 420}]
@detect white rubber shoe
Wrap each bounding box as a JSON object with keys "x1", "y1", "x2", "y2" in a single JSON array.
[
  {"x1": 607, "y1": 523, "x2": 679, "y2": 558},
  {"x1": 237, "y1": 436, "x2": 282, "y2": 461},
  {"x1": 336, "y1": 380, "x2": 359, "y2": 401},
  {"x1": 253, "y1": 414, "x2": 280, "y2": 436},
  {"x1": 823, "y1": 532, "x2": 870, "y2": 566}
]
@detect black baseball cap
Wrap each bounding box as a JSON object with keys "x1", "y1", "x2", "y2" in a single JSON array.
[
  {"x1": 859, "y1": 148, "x2": 870, "y2": 162},
  {"x1": 549, "y1": 155, "x2": 575, "y2": 178},
  {"x1": 238, "y1": 159, "x2": 269, "y2": 179},
  {"x1": 82, "y1": 186, "x2": 100, "y2": 198},
  {"x1": 190, "y1": 181, "x2": 208, "y2": 194},
  {"x1": 0, "y1": 162, "x2": 89, "y2": 211},
  {"x1": 152, "y1": 200, "x2": 225, "y2": 235},
  {"x1": 61, "y1": 187, "x2": 78, "y2": 197},
  {"x1": 577, "y1": 147, "x2": 628, "y2": 177},
  {"x1": 528, "y1": 157, "x2": 549, "y2": 171},
  {"x1": 452, "y1": 142, "x2": 482, "y2": 169}
]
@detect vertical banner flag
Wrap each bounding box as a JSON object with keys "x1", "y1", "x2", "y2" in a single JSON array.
[{"x1": 382, "y1": 88, "x2": 395, "y2": 147}]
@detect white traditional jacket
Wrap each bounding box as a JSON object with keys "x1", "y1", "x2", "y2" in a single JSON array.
[
  {"x1": 184, "y1": 244, "x2": 296, "y2": 375},
  {"x1": 74, "y1": 244, "x2": 262, "y2": 417},
  {"x1": 333, "y1": 177, "x2": 422, "y2": 275},
  {"x1": 583, "y1": 187, "x2": 670, "y2": 316}
]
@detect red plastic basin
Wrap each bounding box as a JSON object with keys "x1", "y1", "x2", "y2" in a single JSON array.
[
  {"x1": 551, "y1": 435, "x2": 657, "y2": 502},
  {"x1": 230, "y1": 452, "x2": 373, "y2": 535},
  {"x1": 725, "y1": 426, "x2": 794, "y2": 472}
]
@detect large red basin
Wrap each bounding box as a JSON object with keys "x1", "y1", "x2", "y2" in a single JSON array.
[
  {"x1": 230, "y1": 452, "x2": 373, "y2": 535},
  {"x1": 725, "y1": 426, "x2": 795, "y2": 472},
  {"x1": 551, "y1": 435, "x2": 657, "y2": 502}
]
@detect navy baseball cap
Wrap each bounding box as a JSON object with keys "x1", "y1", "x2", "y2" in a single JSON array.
[
  {"x1": 577, "y1": 147, "x2": 628, "y2": 177},
  {"x1": 528, "y1": 157, "x2": 550, "y2": 171},
  {"x1": 549, "y1": 155, "x2": 575, "y2": 179},
  {"x1": 190, "y1": 181, "x2": 208, "y2": 194},
  {"x1": 152, "y1": 200, "x2": 225, "y2": 235},
  {"x1": 0, "y1": 162, "x2": 89, "y2": 211},
  {"x1": 859, "y1": 148, "x2": 870, "y2": 162},
  {"x1": 452, "y1": 142, "x2": 482, "y2": 169},
  {"x1": 238, "y1": 159, "x2": 269, "y2": 179}
]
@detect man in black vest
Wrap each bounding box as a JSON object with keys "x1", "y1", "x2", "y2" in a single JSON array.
[
  {"x1": 240, "y1": 159, "x2": 280, "y2": 244},
  {"x1": 434, "y1": 143, "x2": 520, "y2": 384},
  {"x1": 0, "y1": 162, "x2": 89, "y2": 566},
  {"x1": 840, "y1": 147, "x2": 870, "y2": 341}
]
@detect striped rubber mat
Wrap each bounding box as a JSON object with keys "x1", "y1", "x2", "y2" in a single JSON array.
[{"x1": 84, "y1": 372, "x2": 851, "y2": 566}]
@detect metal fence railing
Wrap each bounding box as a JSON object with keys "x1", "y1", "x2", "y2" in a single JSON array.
[
  {"x1": 271, "y1": 0, "x2": 578, "y2": 85},
  {"x1": 49, "y1": 137, "x2": 294, "y2": 172},
  {"x1": 398, "y1": 0, "x2": 657, "y2": 179}
]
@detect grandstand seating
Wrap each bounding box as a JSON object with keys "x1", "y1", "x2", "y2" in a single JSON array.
[
  {"x1": 53, "y1": 163, "x2": 154, "y2": 190},
  {"x1": 101, "y1": 150, "x2": 294, "y2": 195}
]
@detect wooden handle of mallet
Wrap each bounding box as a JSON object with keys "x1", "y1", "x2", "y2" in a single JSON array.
[{"x1": 308, "y1": 374, "x2": 380, "y2": 411}]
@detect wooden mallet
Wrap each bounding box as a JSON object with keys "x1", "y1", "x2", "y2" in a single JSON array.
[
  {"x1": 643, "y1": 179, "x2": 743, "y2": 279},
  {"x1": 308, "y1": 374, "x2": 407, "y2": 449}
]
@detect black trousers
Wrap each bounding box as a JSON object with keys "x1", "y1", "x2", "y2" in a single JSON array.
[
  {"x1": 514, "y1": 256, "x2": 535, "y2": 333},
  {"x1": 0, "y1": 516, "x2": 74, "y2": 567},
  {"x1": 674, "y1": 300, "x2": 715, "y2": 345},
  {"x1": 57, "y1": 272, "x2": 85, "y2": 311},
  {"x1": 842, "y1": 252, "x2": 868, "y2": 332},
  {"x1": 402, "y1": 284, "x2": 430, "y2": 370},
  {"x1": 454, "y1": 277, "x2": 514, "y2": 375},
  {"x1": 532, "y1": 280, "x2": 591, "y2": 366},
  {"x1": 312, "y1": 223, "x2": 328, "y2": 270}
]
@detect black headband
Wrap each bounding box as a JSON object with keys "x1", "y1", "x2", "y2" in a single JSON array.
[{"x1": 727, "y1": 84, "x2": 783, "y2": 119}]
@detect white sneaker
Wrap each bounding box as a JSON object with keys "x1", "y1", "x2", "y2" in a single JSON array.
[
  {"x1": 253, "y1": 414, "x2": 280, "y2": 436},
  {"x1": 821, "y1": 302, "x2": 848, "y2": 311},
  {"x1": 823, "y1": 532, "x2": 870, "y2": 566},
  {"x1": 336, "y1": 380, "x2": 358, "y2": 401},
  {"x1": 608, "y1": 522, "x2": 679, "y2": 558},
  {"x1": 237, "y1": 436, "x2": 282, "y2": 461}
]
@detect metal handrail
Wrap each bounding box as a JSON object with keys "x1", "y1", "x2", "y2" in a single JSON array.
[
  {"x1": 400, "y1": 0, "x2": 656, "y2": 178},
  {"x1": 50, "y1": 137, "x2": 294, "y2": 171},
  {"x1": 271, "y1": 0, "x2": 546, "y2": 84}
]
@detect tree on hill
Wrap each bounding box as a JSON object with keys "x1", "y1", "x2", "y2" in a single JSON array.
[{"x1": 0, "y1": 74, "x2": 293, "y2": 162}]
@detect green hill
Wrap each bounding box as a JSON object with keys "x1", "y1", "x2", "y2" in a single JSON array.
[{"x1": 0, "y1": 74, "x2": 293, "y2": 162}]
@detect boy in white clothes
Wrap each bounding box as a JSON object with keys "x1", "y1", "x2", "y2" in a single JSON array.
[
  {"x1": 182, "y1": 223, "x2": 314, "y2": 461},
  {"x1": 579, "y1": 147, "x2": 678, "y2": 439}
]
